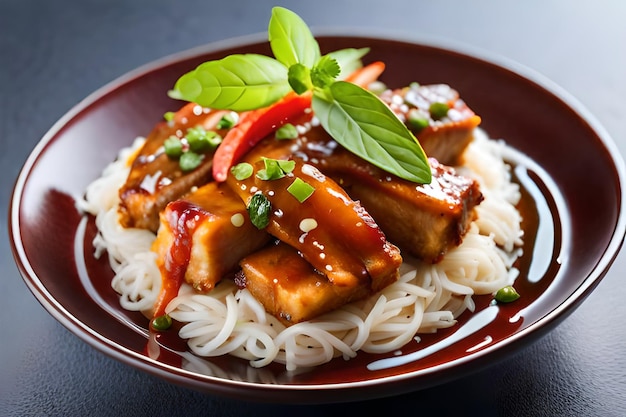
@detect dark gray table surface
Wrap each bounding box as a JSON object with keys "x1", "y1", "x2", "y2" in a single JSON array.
[{"x1": 2, "y1": 1, "x2": 625, "y2": 415}]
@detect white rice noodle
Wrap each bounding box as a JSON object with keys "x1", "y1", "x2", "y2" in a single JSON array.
[{"x1": 79, "y1": 128, "x2": 524, "y2": 371}]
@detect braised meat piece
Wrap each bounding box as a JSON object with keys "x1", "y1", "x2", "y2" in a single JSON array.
[
  {"x1": 118, "y1": 104, "x2": 230, "y2": 232},
  {"x1": 379, "y1": 84, "x2": 481, "y2": 166},
  {"x1": 326, "y1": 156, "x2": 483, "y2": 263},
  {"x1": 226, "y1": 157, "x2": 402, "y2": 291},
  {"x1": 237, "y1": 242, "x2": 371, "y2": 324},
  {"x1": 150, "y1": 182, "x2": 270, "y2": 316}
]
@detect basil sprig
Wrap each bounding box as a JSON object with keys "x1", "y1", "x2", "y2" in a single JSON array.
[
  {"x1": 170, "y1": 7, "x2": 431, "y2": 184},
  {"x1": 313, "y1": 82, "x2": 431, "y2": 183}
]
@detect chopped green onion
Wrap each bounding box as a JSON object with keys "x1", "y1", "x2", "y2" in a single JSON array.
[
  {"x1": 179, "y1": 151, "x2": 203, "y2": 171},
  {"x1": 429, "y1": 102, "x2": 450, "y2": 120},
  {"x1": 247, "y1": 193, "x2": 272, "y2": 229},
  {"x1": 164, "y1": 136, "x2": 183, "y2": 157},
  {"x1": 287, "y1": 177, "x2": 315, "y2": 202},
  {"x1": 494, "y1": 286, "x2": 520, "y2": 303},
  {"x1": 151, "y1": 314, "x2": 172, "y2": 331},
  {"x1": 277, "y1": 159, "x2": 295, "y2": 173},
  {"x1": 407, "y1": 109, "x2": 429, "y2": 131},
  {"x1": 231, "y1": 162, "x2": 254, "y2": 180},
  {"x1": 256, "y1": 158, "x2": 296, "y2": 180},
  {"x1": 217, "y1": 112, "x2": 238, "y2": 129},
  {"x1": 163, "y1": 111, "x2": 175, "y2": 122},
  {"x1": 275, "y1": 123, "x2": 299, "y2": 140},
  {"x1": 186, "y1": 126, "x2": 222, "y2": 152}
]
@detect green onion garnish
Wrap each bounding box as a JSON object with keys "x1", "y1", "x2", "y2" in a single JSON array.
[
  {"x1": 407, "y1": 109, "x2": 429, "y2": 131},
  {"x1": 217, "y1": 112, "x2": 238, "y2": 129},
  {"x1": 164, "y1": 136, "x2": 183, "y2": 157},
  {"x1": 256, "y1": 158, "x2": 295, "y2": 180},
  {"x1": 287, "y1": 177, "x2": 315, "y2": 202},
  {"x1": 163, "y1": 111, "x2": 175, "y2": 122}
]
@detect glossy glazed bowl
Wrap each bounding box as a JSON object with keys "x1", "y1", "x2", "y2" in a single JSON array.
[{"x1": 10, "y1": 33, "x2": 626, "y2": 403}]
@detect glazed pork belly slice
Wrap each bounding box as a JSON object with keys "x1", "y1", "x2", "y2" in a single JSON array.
[
  {"x1": 226, "y1": 157, "x2": 402, "y2": 291},
  {"x1": 151, "y1": 181, "x2": 270, "y2": 315},
  {"x1": 315, "y1": 149, "x2": 483, "y2": 263},
  {"x1": 379, "y1": 83, "x2": 481, "y2": 166},
  {"x1": 269, "y1": 119, "x2": 483, "y2": 263},
  {"x1": 237, "y1": 242, "x2": 371, "y2": 325},
  {"x1": 118, "y1": 104, "x2": 230, "y2": 232}
]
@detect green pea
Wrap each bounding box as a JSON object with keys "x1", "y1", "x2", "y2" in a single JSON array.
[
  {"x1": 429, "y1": 102, "x2": 450, "y2": 120},
  {"x1": 494, "y1": 285, "x2": 520, "y2": 303},
  {"x1": 151, "y1": 314, "x2": 172, "y2": 331}
]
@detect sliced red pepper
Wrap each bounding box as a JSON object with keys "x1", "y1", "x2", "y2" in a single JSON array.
[
  {"x1": 343, "y1": 61, "x2": 385, "y2": 86},
  {"x1": 212, "y1": 92, "x2": 312, "y2": 182}
]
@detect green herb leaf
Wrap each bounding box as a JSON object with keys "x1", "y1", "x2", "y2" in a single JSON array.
[
  {"x1": 327, "y1": 48, "x2": 370, "y2": 80},
  {"x1": 268, "y1": 6, "x2": 320, "y2": 68},
  {"x1": 311, "y1": 55, "x2": 341, "y2": 89},
  {"x1": 287, "y1": 177, "x2": 315, "y2": 202},
  {"x1": 277, "y1": 159, "x2": 296, "y2": 173},
  {"x1": 171, "y1": 54, "x2": 290, "y2": 111},
  {"x1": 407, "y1": 109, "x2": 430, "y2": 132},
  {"x1": 163, "y1": 111, "x2": 175, "y2": 122},
  {"x1": 247, "y1": 193, "x2": 272, "y2": 229},
  {"x1": 186, "y1": 126, "x2": 221, "y2": 152},
  {"x1": 312, "y1": 81, "x2": 432, "y2": 184},
  {"x1": 231, "y1": 162, "x2": 253, "y2": 180}
]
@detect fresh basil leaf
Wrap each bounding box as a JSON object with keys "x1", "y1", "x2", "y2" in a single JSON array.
[
  {"x1": 327, "y1": 48, "x2": 370, "y2": 80},
  {"x1": 269, "y1": 6, "x2": 320, "y2": 68},
  {"x1": 312, "y1": 81, "x2": 432, "y2": 183},
  {"x1": 172, "y1": 54, "x2": 290, "y2": 111}
]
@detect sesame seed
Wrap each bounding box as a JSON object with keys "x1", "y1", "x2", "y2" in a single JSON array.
[
  {"x1": 230, "y1": 213, "x2": 245, "y2": 227},
  {"x1": 299, "y1": 218, "x2": 318, "y2": 233}
]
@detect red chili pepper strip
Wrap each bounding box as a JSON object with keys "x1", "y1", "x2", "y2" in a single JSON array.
[
  {"x1": 344, "y1": 61, "x2": 385, "y2": 85},
  {"x1": 211, "y1": 92, "x2": 312, "y2": 182}
]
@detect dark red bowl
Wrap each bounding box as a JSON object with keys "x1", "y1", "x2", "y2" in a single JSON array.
[{"x1": 9, "y1": 33, "x2": 626, "y2": 403}]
